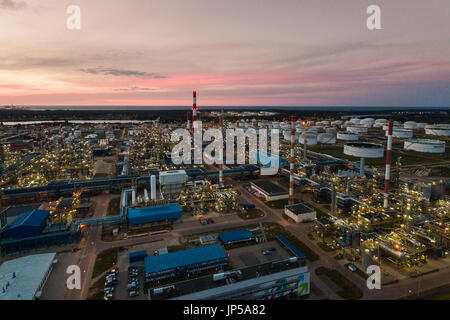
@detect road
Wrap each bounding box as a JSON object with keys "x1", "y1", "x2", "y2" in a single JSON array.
[{"x1": 67, "y1": 178, "x2": 450, "y2": 300}]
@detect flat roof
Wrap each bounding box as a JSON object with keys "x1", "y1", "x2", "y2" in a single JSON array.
[
  {"x1": 276, "y1": 236, "x2": 306, "y2": 259},
  {"x1": 0, "y1": 253, "x2": 56, "y2": 300},
  {"x1": 218, "y1": 229, "x2": 254, "y2": 244},
  {"x1": 285, "y1": 203, "x2": 315, "y2": 216},
  {"x1": 145, "y1": 244, "x2": 227, "y2": 275},
  {"x1": 251, "y1": 180, "x2": 287, "y2": 195},
  {"x1": 150, "y1": 257, "x2": 306, "y2": 300}
]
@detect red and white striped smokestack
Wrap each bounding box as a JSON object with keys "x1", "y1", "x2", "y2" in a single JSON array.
[
  {"x1": 384, "y1": 119, "x2": 393, "y2": 209},
  {"x1": 289, "y1": 115, "x2": 295, "y2": 205},
  {"x1": 192, "y1": 90, "x2": 198, "y2": 133}
]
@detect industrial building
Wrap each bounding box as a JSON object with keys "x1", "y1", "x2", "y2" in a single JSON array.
[
  {"x1": 2, "y1": 209, "x2": 49, "y2": 239},
  {"x1": 144, "y1": 244, "x2": 228, "y2": 282},
  {"x1": 250, "y1": 180, "x2": 288, "y2": 201},
  {"x1": 128, "y1": 204, "x2": 182, "y2": 225},
  {"x1": 149, "y1": 257, "x2": 309, "y2": 300},
  {"x1": 284, "y1": 203, "x2": 316, "y2": 223},
  {"x1": 0, "y1": 252, "x2": 56, "y2": 300},
  {"x1": 218, "y1": 229, "x2": 255, "y2": 245}
]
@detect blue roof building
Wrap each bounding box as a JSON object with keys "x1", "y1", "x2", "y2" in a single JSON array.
[
  {"x1": 218, "y1": 229, "x2": 255, "y2": 245},
  {"x1": 128, "y1": 204, "x2": 182, "y2": 225},
  {"x1": 2, "y1": 210, "x2": 49, "y2": 239},
  {"x1": 145, "y1": 244, "x2": 228, "y2": 282}
]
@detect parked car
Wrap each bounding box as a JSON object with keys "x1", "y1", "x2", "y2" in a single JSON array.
[
  {"x1": 129, "y1": 290, "x2": 140, "y2": 297},
  {"x1": 262, "y1": 250, "x2": 271, "y2": 255},
  {"x1": 347, "y1": 264, "x2": 357, "y2": 272}
]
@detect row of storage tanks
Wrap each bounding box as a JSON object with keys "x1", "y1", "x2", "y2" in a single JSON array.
[{"x1": 228, "y1": 118, "x2": 447, "y2": 152}]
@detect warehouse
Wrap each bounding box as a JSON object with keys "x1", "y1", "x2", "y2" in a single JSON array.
[
  {"x1": 150, "y1": 258, "x2": 309, "y2": 300},
  {"x1": 218, "y1": 229, "x2": 255, "y2": 245},
  {"x1": 0, "y1": 204, "x2": 43, "y2": 229},
  {"x1": 250, "y1": 180, "x2": 288, "y2": 201},
  {"x1": 1, "y1": 209, "x2": 49, "y2": 239},
  {"x1": 128, "y1": 204, "x2": 182, "y2": 225},
  {"x1": 145, "y1": 244, "x2": 228, "y2": 282},
  {"x1": 0, "y1": 252, "x2": 56, "y2": 300},
  {"x1": 284, "y1": 203, "x2": 316, "y2": 223}
]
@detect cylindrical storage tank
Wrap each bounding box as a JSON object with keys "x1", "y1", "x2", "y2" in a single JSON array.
[
  {"x1": 403, "y1": 121, "x2": 417, "y2": 130},
  {"x1": 344, "y1": 142, "x2": 384, "y2": 158},
  {"x1": 337, "y1": 132, "x2": 359, "y2": 141},
  {"x1": 349, "y1": 118, "x2": 360, "y2": 125},
  {"x1": 326, "y1": 127, "x2": 337, "y2": 134},
  {"x1": 299, "y1": 133, "x2": 318, "y2": 145},
  {"x1": 347, "y1": 126, "x2": 368, "y2": 134},
  {"x1": 416, "y1": 123, "x2": 426, "y2": 129},
  {"x1": 331, "y1": 120, "x2": 343, "y2": 126},
  {"x1": 373, "y1": 123, "x2": 384, "y2": 128},
  {"x1": 404, "y1": 139, "x2": 445, "y2": 153},
  {"x1": 283, "y1": 130, "x2": 299, "y2": 141},
  {"x1": 318, "y1": 133, "x2": 336, "y2": 144},
  {"x1": 272, "y1": 122, "x2": 280, "y2": 129},
  {"x1": 388, "y1": 129, "x2": 413, "y2": 139},
  {"x1": 375, "y1": 119, "x2": 388, "y2": 124},
  {"x1": 360, "y1": 118, "x2": 375, "y2": 128},
  {"x1": 425, "y1": 125, "x2": 450, "y2": 137}
]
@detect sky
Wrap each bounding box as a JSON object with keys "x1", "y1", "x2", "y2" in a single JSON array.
[{"x1": 0, "y1": 0, "x2": 449, "y2": 107}]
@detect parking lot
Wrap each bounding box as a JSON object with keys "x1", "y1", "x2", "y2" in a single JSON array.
[{"x1": 228, "y1": 240, "x2": 292, "y2": 268}]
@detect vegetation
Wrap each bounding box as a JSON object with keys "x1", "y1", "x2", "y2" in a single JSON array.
[
  {"x1": 238, "y1": 208, "x2": 265, "y2": 220},
  {"x1": 106, "y1": 197, "x2": 121, "y2": 216},
  {"x1": 315, "y1": 267, "x2": 363, "y2": 300},
  {"x1": 281, "y1": 213, "x2": 296, "y2": 224},
  {"x1": 264, "y1": 199, "x2": 290, "y2": 209},
  {"x1": 317, "y1": 242, "x2": 333, "y2": 252},
  {"x1": 92, "y1": 247, "x2": 119, "y2": 279}
]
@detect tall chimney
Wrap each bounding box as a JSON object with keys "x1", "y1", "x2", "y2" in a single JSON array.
[
  {"x1": 289, "y1": 115, "x2": 295, "y2": 205},
  {"x1": 384, "y1": 119, "x2": 393, "y2": 209}
]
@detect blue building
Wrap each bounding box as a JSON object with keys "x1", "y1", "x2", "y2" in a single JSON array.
[
  {"x1": 128, "y1": 204, "x2": 182, "y2": 225},
  {"x1": 145, "y1": 244, "x2": 228, "y2": 282},
  {"x1": 2, "y1": 209, "x2": 49, "y2": 239},
  {"x1": 129, "y1": 250, "x2": 148, "y2": 263},
  {"x1": 218, "y1": 229, "x2": 255, "y2": 245}
]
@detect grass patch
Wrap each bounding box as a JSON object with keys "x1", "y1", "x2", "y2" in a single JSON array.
[
  {"x1": 106, "y1": 197, "x2": 120, "y2": 216},
  {"x1": 307, "y1": 233, "x2": 315, "y2": 240},
  {"x1": 265, "y1": 199, "x2": 290, "y2": 209},
  {"x1": 315, "y1": 267, "x2": 363, "y2": 300},
  {"x1": 92, "y1": 247, "x2": 119, "y2": 279},
  {"x1": 238, "y1": 208, "x2": 265, "y2": 220},
  {"x1": 410, "y1": 268, "x2": 439, "y2": 278},
  {"x1": 282, "y1": 213, "x2": 296, "y2": 224},
  {"x1": 317, "y1": 242, "x2": 333, "y2": 252}
]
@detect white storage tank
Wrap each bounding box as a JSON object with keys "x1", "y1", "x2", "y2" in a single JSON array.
[
  {"x1": 388, "y1": 129, "x2": 413, "y2": 139},
  {"x1": 299, "y1": 133, "x2": 318, "y2": 145},
  {"x1": 347, "y1": 126, "x2": 368, "y2": 134},
  {"x1": 404, "y1": 139, "x2": 445, "y2": 153},
  {"x1": 337, "y1": 132, "x2": 359, "y2": 141},
  {"x1": 344, "y1": 142, "x2": 384, "y2": 158},
  {"x1": 425, "y1": 125, "x2": 450, "y2": 137},
  {"x1": 318, "y1": 133, "x2": 336, "y2": 144},
  {"x1": 403, "y1": 121, "x2": 417, "y2": 130}
]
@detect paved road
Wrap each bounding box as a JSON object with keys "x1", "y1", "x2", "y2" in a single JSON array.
[
  {"x1": 69, "y1": 180, "x2": 450, "y2": 300},
  {"x1": 65, "y1": 193, "x2": 115, "y2": 300}
]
